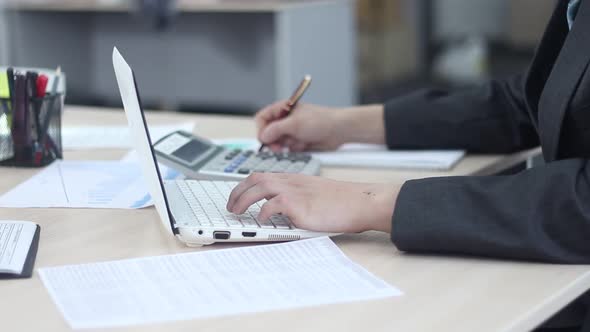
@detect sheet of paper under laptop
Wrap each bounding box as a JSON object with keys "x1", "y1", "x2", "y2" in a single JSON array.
[
  {"x1": 39, "y1": 237, "x2": 402, "y2": 329},
  {"x1": 0, "y1": 159, "x2": 179, "y2": 209}
]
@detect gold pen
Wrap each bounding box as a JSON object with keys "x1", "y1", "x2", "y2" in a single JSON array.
[
  {"x1": 283, "y1": 75, "x2": 312, "y2": 113},
  {"x1": 259, "y1": 75, "x2": 312, "y2": 152}
]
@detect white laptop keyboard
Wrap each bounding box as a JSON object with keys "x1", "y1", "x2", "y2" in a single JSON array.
[{"x1": 174, "y1": 180, "x2": 293, "y2": 229}]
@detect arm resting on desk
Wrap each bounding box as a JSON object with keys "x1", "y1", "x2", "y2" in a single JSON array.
[
  {"x1": 392, "y1": 158, "x2": 590, "y2": 263},
  {"x1": 383, "y1": 75, "x2": 539, "y2": 153}
]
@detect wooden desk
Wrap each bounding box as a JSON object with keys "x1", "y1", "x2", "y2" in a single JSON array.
[{"x1": 1, "y1": 105, "x2": 589, "y2": 332}]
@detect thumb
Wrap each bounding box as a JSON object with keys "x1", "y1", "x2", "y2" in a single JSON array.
[{"x1": 259, "y1": 117, "x2": 297, "y2": 144}]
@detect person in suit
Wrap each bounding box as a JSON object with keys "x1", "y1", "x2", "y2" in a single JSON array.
[{"x1": 227, "y1": 1, "x2": 589, "y2": 329}]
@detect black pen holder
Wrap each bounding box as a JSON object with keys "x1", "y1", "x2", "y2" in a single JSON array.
[{"x1": 0, "y1": 93, "x2": 63, "y2": 167}]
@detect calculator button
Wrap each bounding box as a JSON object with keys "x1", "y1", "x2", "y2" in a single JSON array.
[
  {"x1": 286, "y1": 162, "x2": 306, "y2": 173},
  {"x1": 225, "y1": 150, "x2": 241, "y2": 158},
  {"x1": 285, "y1": 152, "x2": 300, "y2": 162},
  {"x1": 257, "y1": 152, "x2": 275, "y2": 160},
  {"x1": 285, "y1": 167, "x2": 300, "y2": 173},
  {"x1": 238, "y1": 168, "x2": 250, "y2": 174},
  {"x1": 270, "y1": 160, "x2": 291, "y2": 172},
  {"x1": 224, "y1": 167, "x2": 234, "y2": 173},
  {"x1": 241, "y1": 160, "x2": 257, "y2": 168},
  {"x1": 253, "y1": 161, "x2": 273, "y2": 172}
]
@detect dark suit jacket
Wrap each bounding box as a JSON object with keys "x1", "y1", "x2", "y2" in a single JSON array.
[{"x1": 385, "y1": 0, "x2": 590, "y2": 264}]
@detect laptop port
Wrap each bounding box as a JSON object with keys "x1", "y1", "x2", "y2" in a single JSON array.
[
  {"x1": 213, "y1": 231, "x2": 230, "y2": 240},
  {"x1": 242, "y1": 232, "x2": 257, "y2": 238}
]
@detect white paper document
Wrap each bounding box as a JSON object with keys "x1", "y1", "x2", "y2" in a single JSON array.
[
  {"x1": 62, "y1": 123, "x2": 195, "y2": 150},
  {"x1": 312, "y1": 144, "x2": 466, "y2": 170},
  {"x1": 39, "y1": 237, "x2": 401, "y2": 329},
  {"x1": 0, "y1": 160, "x2": 179, "y2": 209},
  {"x1": 0, "y1": 221, "x2": 37, "y2": 274},
  {"x1": 213, "y1": 139, "x2": 465, "y2": 171}
]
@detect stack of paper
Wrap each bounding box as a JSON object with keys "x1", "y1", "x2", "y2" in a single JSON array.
[
  {"x1": 39, "y1": 237, "x2": 401, "y2": 329},
  {"x1": 311, "y1": 144, "x2": 465, "y2": 170},
  {"x1": 0, "y1": 221, "x2": 38, "y2": 276}
]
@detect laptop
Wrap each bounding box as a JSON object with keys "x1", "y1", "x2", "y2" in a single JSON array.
[{"x1": 112, "y1": 47, "x2": 330, "y2": 246}]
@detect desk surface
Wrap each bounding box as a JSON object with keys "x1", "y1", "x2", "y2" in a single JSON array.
[
  {"x1": 1, "y1": 105, "x2": 589, "y2": 332},
  {"x1": 4, "y1": 0, "x2": 345, "y2": 13}
]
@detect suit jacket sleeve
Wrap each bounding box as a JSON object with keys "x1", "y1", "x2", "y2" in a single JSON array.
[
  {"x1": 392, "y1": 158, "x2": 590, "y2": 263},
  {"x1": 384, "y1": 74, "x2": 539, "y2": 153}
]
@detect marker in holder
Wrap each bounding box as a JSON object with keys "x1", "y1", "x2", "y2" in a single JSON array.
[{"x1": 0, "y1": 92, "x2": 63, "y2": 167}]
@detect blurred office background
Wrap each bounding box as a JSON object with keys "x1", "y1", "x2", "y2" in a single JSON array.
[{"x1": 0, "y1": 0, "x2": 555, "y2": 113}]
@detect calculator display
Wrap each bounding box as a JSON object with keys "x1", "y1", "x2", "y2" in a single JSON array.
[{"x1": 171, "y1": 139, "x2": 212, "y2": 163}]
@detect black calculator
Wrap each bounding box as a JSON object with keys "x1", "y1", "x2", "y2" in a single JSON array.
[{"x1": 153, "y1": 131, "x2": 321, "y2": 181}]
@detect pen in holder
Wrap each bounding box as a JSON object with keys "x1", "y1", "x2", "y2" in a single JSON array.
[{"x1": 0, "y1": 93, "x2": 63, "y2": 167}]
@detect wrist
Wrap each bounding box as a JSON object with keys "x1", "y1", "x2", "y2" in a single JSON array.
[
  {"x1": 354, "y1": 183, "x2": 399, "y2": 233},
  {"x1": 335, "y1": 105, "x2": 385, "y2": 145},
  {"x1": 373, "y1": 184, "x2": 398, "y2": 233}
]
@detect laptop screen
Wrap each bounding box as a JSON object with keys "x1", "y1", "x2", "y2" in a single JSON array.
[{"x1": 112, "y1": 47, "x2": 178, "y2": 235}]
